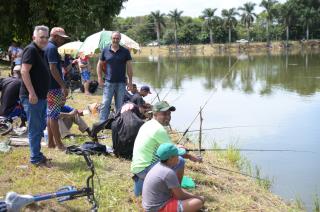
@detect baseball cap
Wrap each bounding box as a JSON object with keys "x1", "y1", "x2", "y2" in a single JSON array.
[
  {"x1": 152, "y1": 101, "x2": 176, "y2": 112},
  {"x1": 157, "y1": 143, "x2": 186, "y2": 160},
  {"x1": 13, "y1": 65, "x2": 21, "y2": 71},
  {"x1": 50, "y1": 27, "x2": 69, "y2": 38},
  {"x1": 141, "y1": 85, "x2": 151, "y2": 94}
]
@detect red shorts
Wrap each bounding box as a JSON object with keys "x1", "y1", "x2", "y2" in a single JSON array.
[{"x1": 159, "y1": 198, "x2": 179, "y2": 212}]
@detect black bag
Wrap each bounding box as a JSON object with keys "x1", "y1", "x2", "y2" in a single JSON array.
[
  {"x1": 80, "y1": 80, "x2": 98, "y2": 94},
  {"x1": 112, "y1": 109, "x2": 144, "y2": 160},
  {"x1": 80, "y1": 141, "x2": 107, "y2": 155}
]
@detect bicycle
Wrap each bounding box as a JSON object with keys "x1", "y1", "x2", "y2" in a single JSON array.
[{"x1": 0, "y1": 147, "x2": 98, "y2": 212}]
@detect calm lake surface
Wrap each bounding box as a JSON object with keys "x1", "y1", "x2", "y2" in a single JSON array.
[{"x1": 131, "y1": 52, "x2": 320, "y2": 210}]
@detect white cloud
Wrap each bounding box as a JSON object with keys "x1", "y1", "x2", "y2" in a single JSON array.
[{"x1": 119, "y1": 0, "x2": 286, "y2": 18}]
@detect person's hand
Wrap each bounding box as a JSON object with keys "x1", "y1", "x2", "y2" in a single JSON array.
[
  {"x1": 29, "y1": 93, "x2": 38, "y2": 104},
  {"x1": 62, "y1": 87, "x2": 69, "y2": 98},
  {"x1": 121, "y1": 103, "x2": 134, "y2": 113},
  {"x1": 198, "y1": 196, "x2": 205, "y2": 203},
  {"x1": 98, "y1": 78, "x2": 104, "y2": 87},
  {"x1": 189, "y1": 154, "x2": 203, "y2": 163},
  {"x1": 77, "y1": 110, "x2": 84, "y2": 116},
  {"x1": 127, "y1": 82, "x2": 133, "y2": 91},
  {"x1": 176, "y1": 144, "x2": 186, "y2": 150}
]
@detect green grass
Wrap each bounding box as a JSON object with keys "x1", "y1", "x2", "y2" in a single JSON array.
[{"x1": 0, "y1": 63, "x2": 302, "y2": 211}]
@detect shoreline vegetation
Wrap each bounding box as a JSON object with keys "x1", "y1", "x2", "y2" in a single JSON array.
[
  {"x1": 134, "y1": 40, "x2": 320, "y2": 57},
  {"x1": 0, "y1": 64, "x2": 305, "y2": 211}
]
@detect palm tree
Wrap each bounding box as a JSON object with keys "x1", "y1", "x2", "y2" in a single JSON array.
[
  {"x1": 300, "y1": 6, "x2": 318, "y2": 41},
  {"x1": 168, "y1": 9, "x2": 184, "y2": 48},
  {"x1": 260, "y1": 0, "x2": 278, "y2": 47},
  {"x1": 150, "y1": 10, "x2": 166, "y2": 45},
  {"x1": 280, "y1": 3, "x2": 294, "y2": 48},
  {"x1": 201, "y1": 8, "x2": 217, "y2": 44},
  {"x1": 238, "y1": 2, "x2": 257, "y2": 42},
  {"x1": 221, "y1": 8, "x2": 239, "y2": 44}
]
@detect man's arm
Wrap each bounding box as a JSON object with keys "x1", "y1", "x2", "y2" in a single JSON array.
[
  {"x1": 21, "y1": 63, "x2": 38, "y2": 104},
  {"x1": 171, "y1": 187, "x2": 205, "y2": 202},
  {"x1": 97, "y1": 60, "x2": 104, "y2": 87},
  {"x1": 126, "y1": 60, "x2": 133, "y2": 90},
  {"x1": 59, "y1": 109, "x2": 78, "y2": 119},
  {"x1": 49, "y1": 63, "x2": 68, "y2": 97}
]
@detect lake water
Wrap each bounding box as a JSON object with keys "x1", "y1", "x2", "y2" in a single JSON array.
[{"x1": 131, "y1": 52, "x2": 320, "y2": 210}]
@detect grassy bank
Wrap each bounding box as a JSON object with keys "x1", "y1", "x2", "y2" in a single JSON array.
[
  {"x1": 134, "y1": 40, "x2": 320, "y2": 57},
  {"x1": 0, "y1": 64, "x2": 303, "y2": 211}
]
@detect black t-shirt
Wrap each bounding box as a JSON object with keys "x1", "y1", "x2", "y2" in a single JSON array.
[
  {"x1": 130, "y1": 93, "x2": 145, "y2": 106},
  {"x1": 0, "y1": 77, "x2": 21, "y2": 116},
  {"x1": 20, "y1": 42, "x2": 50, "y2": 99}
]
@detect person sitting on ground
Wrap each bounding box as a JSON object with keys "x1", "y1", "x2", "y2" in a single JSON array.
[
  {"x1": 111, "y1": 102, "x2": 151, "y2": 159},
  {"x1": 131, "y1": 101, "x2": 202, "y2": 196},
  {"x1": 124, "y1": 83, "x2": 137, "y2": 103},
  {"x1": 58, "y1": 101, "x2": 91, "y2": 138},
  {"x1": 142, "y1": 143, "x2": 205, "y2": 212},
  {"x1": 0, "y1": 65, "x2": 26, "y2": 126},
  {"x1": 130, "y1": 85, "x2": 151, "y2": 106}
]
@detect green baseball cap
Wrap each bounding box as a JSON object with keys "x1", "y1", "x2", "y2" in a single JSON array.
[
  {"x1": 157, "y1": 143, "x2": 186, "y2": 160},
  {"x1": 152, "y1": 101, "x2": 176, "y2": 113}
]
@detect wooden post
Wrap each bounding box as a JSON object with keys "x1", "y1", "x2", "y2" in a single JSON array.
[{"x1": 199, "y1": 107, "x2": 203, "y2": 157}]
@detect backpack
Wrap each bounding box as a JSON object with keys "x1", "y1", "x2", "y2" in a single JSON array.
[
  {"x1": 80, "y1": 80, "x2": 99, "y2": 94},
  {"x1": 66, "y1": 142, "x2": 112, "y2": 156}
]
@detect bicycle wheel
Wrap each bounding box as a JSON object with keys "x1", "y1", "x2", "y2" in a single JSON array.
[{"x1": 0, "y1": 121, "x2": 13, "y2": 136}]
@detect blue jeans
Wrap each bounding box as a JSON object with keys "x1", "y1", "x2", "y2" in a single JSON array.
[
  {"x1": 133, "y1": 156, "x2": 185, "y2": 196},
  {"x1": 21, "y1": 97, "x2": 47, "y2": 164},
  {"x1": 99, "y1": 81, "x2": 126, "y2": 122}
]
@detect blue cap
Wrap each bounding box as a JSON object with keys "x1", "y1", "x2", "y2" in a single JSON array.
[
  {"x1": 141, "y1": 85, "x2": 151, "y2": 94},
  {"x1": 157, "y1": 143, "x2": 186, "y2": 160}
]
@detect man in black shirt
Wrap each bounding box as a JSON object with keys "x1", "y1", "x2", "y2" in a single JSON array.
[
  {"x1": 20, "y1": 25, "x2": 51, "y2": 167},
  {"x1": 130, "y1": 85, "x2": 152, "y2": 106}
]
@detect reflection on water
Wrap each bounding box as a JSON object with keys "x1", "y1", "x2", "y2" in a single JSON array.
[{"x1": 132, "y1": 52, "x2": 320, "y2": 210}]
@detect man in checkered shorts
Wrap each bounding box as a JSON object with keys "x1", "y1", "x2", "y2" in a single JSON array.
[{"x1": 44, "y1": 27, "x2": 69, "y2": 150}]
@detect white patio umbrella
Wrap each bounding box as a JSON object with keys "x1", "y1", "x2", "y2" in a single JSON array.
[{"x1": 78, "y1": 30, "x2": 140, "y2": 56}]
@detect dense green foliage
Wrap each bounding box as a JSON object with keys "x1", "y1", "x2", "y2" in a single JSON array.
[
  {"x1": 111, "y1": 0, "x2": 320, "y2": 45},
  {"x1": 0, "y1": 0, "x2": 127, "y2": 48},
  {"x1": 1, "y1": 0, "x2": 320, "y2": 48}
]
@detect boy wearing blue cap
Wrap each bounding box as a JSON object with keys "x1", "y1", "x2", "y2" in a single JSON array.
[{"x1": 142, "y1": 143, "x2": 204, "y2": 212}]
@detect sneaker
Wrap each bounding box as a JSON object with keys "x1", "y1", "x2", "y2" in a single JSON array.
[{"x1": 33, "y1": 157, "x2": 52, "y2": 168}]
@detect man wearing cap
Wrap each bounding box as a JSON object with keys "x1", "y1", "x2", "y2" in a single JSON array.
[
  {"x1": 20, "y1": 25, "x2": 51, "y2": 166},
  {"x1": 44, "y1": 27, "x2": 69, "y2": 150},
  {"x1": 142, "y1": 143, "x2": 204, "y2": 212},
  {"x1": 0, "y1": 65, "x2": 26, "y2": 126},
  {"x1": 131, "y1": 101, "x2": 202, "y2": 196},
  {"x1": 130, "y1": 85, "x2": 151, "y2": 107},
  {"x1": 97, "y1": 31, "x2": 133, "y2": 122}
]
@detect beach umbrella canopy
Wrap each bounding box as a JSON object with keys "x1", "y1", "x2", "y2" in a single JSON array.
[
  {"x1": 58, "y1": 41, "x2": 83, "y2": 56},
  {"x1": 78, "y1": 30, "x2": 140, "y2": 56}
]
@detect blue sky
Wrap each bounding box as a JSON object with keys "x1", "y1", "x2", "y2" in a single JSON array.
[{"x1": 119, "y1": 0, "x2": 286, "y2": 18}]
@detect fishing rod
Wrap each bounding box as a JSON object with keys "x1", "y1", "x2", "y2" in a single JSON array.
[
  {"x1": 205, "y1": 160, "x2": 264, "y2": 180},
  {"x1": 161, "y1": 87, "x2": 172, "y2": 101},
  {"x1": 186, "y1": 148, "x2": 315, "y2": 153},
  {"x1": 170, "y1": 125, "x2": 264, "y2": 134},
  {"x1": 151, "y1": 88, "x2": 161, "y2": 104},
  {"x1": 177, "y1": 58, "x2": 240, "y2": 144}
]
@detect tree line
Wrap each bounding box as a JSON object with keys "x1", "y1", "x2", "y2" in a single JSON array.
[
  {"x1": 0, "y1": 0, "x2": 319, "y2": 49},
  {"x1": 0, "y1": 0, "x2": 127, "y2": 48},
  {"x1": 111, "y1": 0, "x2": 320, "y2": 46}
]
